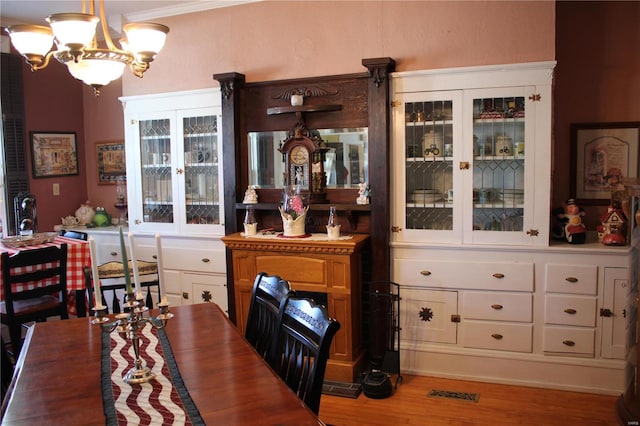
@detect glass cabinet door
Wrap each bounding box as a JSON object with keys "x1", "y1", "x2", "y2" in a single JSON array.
[
  {"x1": 464, "y1": 87, "x2": 534, "y2": 245},
  {"x1": 138, "y1": 114, "x2": 174, "y2": 225},
  {"x1": 395, "y1": 91, "x2": 463, "y2": 243},
  {"x1": 180, "y1": 109, "x2": 221, "y2": 227}
]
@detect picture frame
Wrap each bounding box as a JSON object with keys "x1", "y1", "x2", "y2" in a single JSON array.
[
  {"x1": 30, "y1": 131, "x2": 79, "y2": 178},
  {"x1": 96, "y1": 140, "x2": 126, "y2": 184},
  {"x1": 570, "y1": 122, "x2": 640, "y2": 205}
]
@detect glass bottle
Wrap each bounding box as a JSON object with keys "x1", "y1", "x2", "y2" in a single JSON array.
[
  {"x1": 326, "y1": 206, "x2": 340, "y2": 239},
  {"x1": 243, "y1": 205, "x2": 257, "y2": 236}
]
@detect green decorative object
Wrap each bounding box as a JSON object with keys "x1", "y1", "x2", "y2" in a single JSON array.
[{"x1": 93, "y1": 207, "x2": 111, "y2": 227}]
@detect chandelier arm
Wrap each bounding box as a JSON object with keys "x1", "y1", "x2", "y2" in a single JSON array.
[
  {"x1": 30, "y1": 50, "x2": 58, "y2": 72},
  {"x1": 98, "y1": 0, "x2": 118, "y2": 51}
]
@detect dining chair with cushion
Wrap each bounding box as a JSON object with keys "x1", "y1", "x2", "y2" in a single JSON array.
[
  {"x1": 267, "y1": 296, "x2": 340, "y2": 415},
  {"x1": 58, "y1": 229, "x2": 88, "y2": 241},
  {"x1": 84, "y1": 260, "x2": 160, "y2": 314},
  {"x1": 244, "y1": 272, "x2": 294, "y2": 359},
  {"x1": 0, "y1": 244, "x2": 68, "y2": 356}
]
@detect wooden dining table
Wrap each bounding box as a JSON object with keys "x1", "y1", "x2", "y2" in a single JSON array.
[
  {"x1": 1, "y1": 303, "x2": 322, "y2": 425},
  {"x1": 0, "y1": 235, "x2": 91, "y2": 316}
]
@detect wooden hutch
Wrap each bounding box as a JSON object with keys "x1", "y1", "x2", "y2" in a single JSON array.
[{"x1": 215, "y1": 58, "x2": 395, "y2": 382}]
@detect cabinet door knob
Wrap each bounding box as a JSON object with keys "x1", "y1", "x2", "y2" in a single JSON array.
[
  {"x1": 110, "y1": 251, "x2": 118, "y2": 257},
  {"x1": 565, "y1": 277, "x2": 578, "y2": 283},
  {"x1": 420, "y1": 270, "x2": 432, "y2": 276},
  {"x1": 491, "y1": 304, "x2": 503, "y2": 310},
  {"x1": 201, "y1": 258, "x2": 210, "y2": 263},
  {"x1": 564, "y1": 308, "x2": 577, "y2": 315},
  {"x1": 491, "y1": 333, "x2": 503, "y2": 340},
  {"x1": 562, "y1": 340, "x2": 575, "y2": 347},
  {"x1": 492, "y1": 273, "x2": 505, "y2": 279},
  {"x1": 182, "y1": 292, "x2": 189, "y2": 299}
]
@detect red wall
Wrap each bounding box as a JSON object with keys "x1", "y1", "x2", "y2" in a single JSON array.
[
  {"x1": 21, "y1": 59, "x2": 86, "y2": 232},
  {"x1": 553, "y1": 1, "x2": 640, "y2": 228}
]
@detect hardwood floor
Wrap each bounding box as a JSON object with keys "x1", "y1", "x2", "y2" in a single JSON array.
[{"x1": 319, "y1": 375, "x2": 619, "y2": 425}]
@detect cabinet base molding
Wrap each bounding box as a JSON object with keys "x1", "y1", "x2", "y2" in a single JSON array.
[{"x1": 400, "y1": 345, "x2": 629, "y2": 395}]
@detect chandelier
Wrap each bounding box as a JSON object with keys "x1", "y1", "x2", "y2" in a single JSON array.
[{"x1": 5, "y1": 0, "x2": 169, "y2": 96}]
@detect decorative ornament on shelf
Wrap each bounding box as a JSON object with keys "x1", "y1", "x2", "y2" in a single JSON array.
[
  {"x1": 326, "y1": 206, "x2": 340, "y2": 240},
  {"x1": 243, "y1": 205, "x2": 257, "y2": 236},
  {"x1": 598, "y1": 195, "x2": 628, "y2": 246},
  {"x1": 357, "y1": 182, "x2": 370, "y2": 205},
  {"x1": 554, "y1": 198, "x2": 586, "y2": 244},
  {"x1": 75, "y1": 201, "x2": 95, "y2": 225},
  {"x1": 243, "y1": 185, "x2": 258, "y2": 204},
  {"x1": 279, "y1": 184, "x2": 309, "y2": 237}
]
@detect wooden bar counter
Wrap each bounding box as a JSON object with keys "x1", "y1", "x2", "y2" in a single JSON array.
[{"x1": 222, "y1": 232, "x2": 370, "y2": 383}]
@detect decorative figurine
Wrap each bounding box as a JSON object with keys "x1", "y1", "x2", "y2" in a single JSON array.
[
  {"x1": 599, "y1": 203, "x2": 627, "y2": 246},
  {"x1": 357, "y1": 182, "x2": 370, "y2": 205},
  {"x1": 555, "y1": 198, "x2": 586, "y2": 244},
  {"x1": 243, "y1": 185, "x2": 258, "y2": 204}
]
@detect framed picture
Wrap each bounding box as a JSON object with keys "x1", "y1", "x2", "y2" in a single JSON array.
[
  {"x1": 30, "y1": 131, "x2": 79, "y2": 178},
  {"x1": 96, "y1": 140, "x2": 126, "y2": 184},
  {"x1": 570, "y1": 122, "x2": 640, "y2": 204}
]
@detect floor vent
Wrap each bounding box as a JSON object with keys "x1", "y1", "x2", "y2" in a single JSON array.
[
  {"x1": 428, "y1": 389, "x2": 480, "y2": 402},
  {"x1": 322, "y1": 380, "x2": 362, "y2": 398}
]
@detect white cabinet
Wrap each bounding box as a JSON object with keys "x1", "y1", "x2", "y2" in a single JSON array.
[
  {"x1": 391, "y1": 62, "x2": 554, "y2": 246},
  {"x1": 120, "y1": 89, "x2": 224, "y2": 236},
  {"x1": 85, "y1": 227, "x2": 228, "y2": 313},
  {"x1": 390, "y1": 62, "x2": 639, "y2": 395}
]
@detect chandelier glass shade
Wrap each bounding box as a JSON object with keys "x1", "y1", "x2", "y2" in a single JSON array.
[{"x1": 5, "y1": 0, "x2": 169, "y2": 96}]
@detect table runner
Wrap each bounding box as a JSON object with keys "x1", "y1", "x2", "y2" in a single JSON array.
[{"x1": 101, "y1": 320, "x2": 203, "y2": 425}]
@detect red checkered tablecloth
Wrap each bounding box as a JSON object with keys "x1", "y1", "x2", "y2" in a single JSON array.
[{"x1": 0, "y1": 235, "x2": 91, "y2": 315}]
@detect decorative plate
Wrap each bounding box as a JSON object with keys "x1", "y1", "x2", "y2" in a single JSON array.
[{"x1": 1, "y1": 232, "x2": 58, "y2": 248}]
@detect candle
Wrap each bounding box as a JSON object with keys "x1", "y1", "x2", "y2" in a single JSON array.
[
  {"x1": 128, "y1": 232, "x2": 142, "y2": 299},
  {"x1": 155, "y1": 233, "x2": 167, "y2": 304},
  {"x1": 119, "y1": 227, "x2": 133, "y2": 294},
  {"x1": 88, "y1": 237, "x2": 104, "y2": 309}
]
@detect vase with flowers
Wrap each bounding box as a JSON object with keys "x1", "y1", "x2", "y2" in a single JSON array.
[{"x1": 279, "y1": 184, "x2": 309, "y2": 237}]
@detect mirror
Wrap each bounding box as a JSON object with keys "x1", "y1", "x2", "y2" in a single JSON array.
[{"x1": 247, "y1": 128, "x2": 368, "y2": 189}]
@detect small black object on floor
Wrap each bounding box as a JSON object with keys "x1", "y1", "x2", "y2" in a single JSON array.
[{"x1": 322, "y1": 380, "x2": 362, "y2": 398}]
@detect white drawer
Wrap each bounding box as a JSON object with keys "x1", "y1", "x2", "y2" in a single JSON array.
[
  {"x1": 544, "y1": 326, "x2": 595, "y2": 355},
  {"x1": 544, "y1": 295, "x2": 597, "y2": 327},
  {"x1": 462, "y1": 321, "x2": 533, "y2": 353},
  {"x1": 394, "y1": 259, "x2": 533, "y2": 291},
  {"x1": 462, "y1": 291, "x2": 532, "y2": 322},
  {"x1": 545, "y1": 264, "x2": 597, "y2": 295},
  {"x1": 163, "y1": 248, "x2": 226, "y2": 273}
]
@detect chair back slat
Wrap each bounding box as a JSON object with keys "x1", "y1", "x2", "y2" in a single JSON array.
[
  {"x1": 245, "y1": 272, "x2": 293, "y2": 358},
  {"x1": 1, "y1": 244, "x2": 68, "y2": 356},
  {"x1": 268, "y1": 296, "x2": 340, "y2": 415}
]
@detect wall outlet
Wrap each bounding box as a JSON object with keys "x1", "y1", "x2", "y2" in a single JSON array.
[{"x1": 53, "y1": 183, "x2": 60, "y2": 196}]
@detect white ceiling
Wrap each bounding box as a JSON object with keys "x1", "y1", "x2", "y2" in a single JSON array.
[{"x1": 0, "y1": 1, "x2": 252, "y2": 28}]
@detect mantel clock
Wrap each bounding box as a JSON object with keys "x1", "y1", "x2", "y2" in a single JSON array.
[{"x1": 279, "y1": 131, "x2": 329, "y2": 203}]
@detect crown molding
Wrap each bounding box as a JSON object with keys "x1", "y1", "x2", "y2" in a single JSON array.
[{"x1": 125, "y1": 0, "x2": 259, "y2": 22}]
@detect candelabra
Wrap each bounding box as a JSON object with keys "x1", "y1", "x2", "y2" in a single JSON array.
[{"x1": 92, "y1": 293, "x2": 173, "y2": 384}]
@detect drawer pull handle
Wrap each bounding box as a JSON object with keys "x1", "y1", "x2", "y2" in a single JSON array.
[
  {"x1": 420, "y1": 270, "x2": 432, "y2": 276},
  {"x1": 562, "y1": 340, "x2": 575, "y2": 347},
  {"x1": 492, "y1": 273, "x2": 505, "y2": 279},
  {"x1": 564, "y1": 308, "x2": 577, "y2": 315},
  {"x1": 110, "y1": 251, "x2": 118, "y2": 257},
  {"x1": 201, "y1": 258, "x2": 210, "y2": 263},
  {"x1": 491, "y1": 333, "x2": 503, "y2": 340},
  {"x1": 491, "y1": 304, "x2": 503, "y2": 310},
  {"x1": 152, "y1": 255, "x2": 158, "y2": 260},
  {"x1": 565, "y1": 277, "x2": 578, "y2": 283}
]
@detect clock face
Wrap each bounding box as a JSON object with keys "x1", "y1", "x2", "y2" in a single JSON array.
[{"x1": 290, "y1": 145, "x2": 309, "y2": 165}]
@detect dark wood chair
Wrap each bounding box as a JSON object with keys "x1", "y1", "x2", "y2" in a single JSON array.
[
  {"x1": 244, "y1": 272, "x2": 294, "y2": 359},
  {"x1": 0, "y1": 244, "x2": 68, "y2": 356},
  {"x1": 84, "y1": 259, "x2": 160, "y2": 314},
  {"x1": 267, "y1": 297, "x2": 340, "y2": 415},
  {"x1": 58, "y1": 229, "x2": 88, "y2": 241}
]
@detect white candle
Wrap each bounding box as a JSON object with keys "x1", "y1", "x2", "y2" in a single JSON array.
[
  {"x1": 128, "y1": 232, "x2": 142, "y2": 299},
  {"x1": 88, "y1": 237, "x2": 104, "y2": 309},
  {"x1": 155, "y1": 233, "x2": 167, "y2": 304}
]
